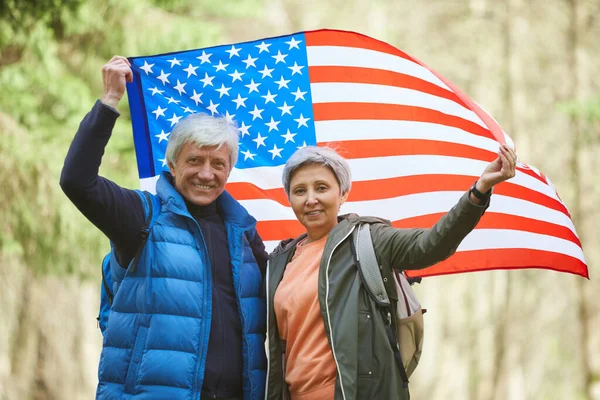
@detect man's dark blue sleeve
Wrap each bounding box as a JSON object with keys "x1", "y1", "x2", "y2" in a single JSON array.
[{"x1": 60, "y1": 100, "x2": 146, "y2": 267}]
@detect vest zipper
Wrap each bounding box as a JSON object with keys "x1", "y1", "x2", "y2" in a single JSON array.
[{"x1": 264, "y1": 259, "x2": 271, "y2": 400}]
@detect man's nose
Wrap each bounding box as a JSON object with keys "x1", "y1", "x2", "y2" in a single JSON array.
[{"x1": 196, "y1": 164, "x2": 213, "y2": 180}]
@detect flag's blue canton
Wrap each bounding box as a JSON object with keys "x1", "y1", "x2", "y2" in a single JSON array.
[{"x1": 129, "y1": 33, "x2": 315, "y2": 177}]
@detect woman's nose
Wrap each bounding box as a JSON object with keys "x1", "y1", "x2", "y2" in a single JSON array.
[{"x1": 306, "y1": 192, "x2": 318, "y2": 205}]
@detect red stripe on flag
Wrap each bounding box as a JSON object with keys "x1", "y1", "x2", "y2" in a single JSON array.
[
  {"x1": 391, "y1": 213, "x2": 580, "y2": 247},
  {"x1": 407, "y1": 248, "x2": 588, "y2": 278},
  {"x1": 308, "y1": 66, "x2": 468, "y2": 108},
  {"x1": 516, "y1": 165, "x2": 550, "y2": 186},
  {"x1": 305, "y1": 30, "x2": 417, "y2": 63},
  {"x1": 227, "y1": 176, "x2": 569, "y2": 217},
  {"x1": 323, "y1": 139, "x2": 496, "y2": 162},
  {"x1": 312, "y1": 103, "x2": 495, "y2": 140},
  {"x1": 255, "y1": 213, "x2": 578, "y2": 248}
]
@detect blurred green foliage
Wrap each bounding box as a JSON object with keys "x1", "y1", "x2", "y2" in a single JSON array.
[{"x1": 0, "y1": 0, "x2": 263, "y2": 278}]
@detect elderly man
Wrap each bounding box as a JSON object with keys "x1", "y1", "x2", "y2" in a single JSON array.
[{"x1": 60, "y1": 56, "x2": 267, "y2": 400}]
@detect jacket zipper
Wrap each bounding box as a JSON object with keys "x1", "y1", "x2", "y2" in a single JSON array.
[
  {"x1": 236, "y1": 230, "x2": 253, "y2": 399},
  {"x1": 264, "y1": 259, "x2": 271, "y2": 400},
  {"x1": 324, "y1": 226, "x2": 356, "y2": 400},
  {"x1": 170, "y1": 206, "x2": 210, "y2": 400}
]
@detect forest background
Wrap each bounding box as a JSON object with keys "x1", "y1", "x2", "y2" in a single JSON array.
[{"x1": 0, "y1": 0, "x2": 599, "y2": 399}]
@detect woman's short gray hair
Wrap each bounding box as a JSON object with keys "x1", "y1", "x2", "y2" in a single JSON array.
[
  {"x1": 165, "y1": 112, "x2": 239, "y2": 169},
  {"x1": 282, "y1": 146, "x2": 352, "y2": 198}
]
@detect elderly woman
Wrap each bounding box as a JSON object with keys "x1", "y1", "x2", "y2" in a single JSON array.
[{"x1": 264, "y1": 145, "x2": 517, "y2": 400}]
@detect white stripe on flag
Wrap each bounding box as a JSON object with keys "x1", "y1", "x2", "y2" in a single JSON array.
[
  {"x1": 315, "y1": 120, "x2": 500, "y2": 152},
  {"x1": 306, "y1": 46, "x2": 449, "y2": 90},
  {"x1": 310, "y1": 82, "x2": 487, "y2": 128},
  {"x1": 456, "y1": 230, "x2": 586, "y2": 263},
  {"x1": 228, "y1": 155, "x2": 564, "y2": 205}
]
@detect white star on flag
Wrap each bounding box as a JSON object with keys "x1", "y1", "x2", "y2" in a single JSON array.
[
  {"x1": 268, "y1": 144, "x2": 283, "y2": 159},
  {"x1": 265, "y1": 117, "x2": 281, "y2": 132},
  {"x1": 196, "y1": 51, "x2": 212, "y2": 64},
  {"x1": 167, "y1": 113, "x2": 182, "y2": 126},
  {"x1": 261, "y1": 90, "x2": 277, "y2": 104},
  {"x1": 200, "y1": 73, "x2": 215, "y2": 87},
  {"x1": 281, "y1": 129, "x2": 296, "y2": 143},
  {"x1": 215, "y1": 61, "x2": 229, "y2": 72},
  {"x1": 249, "y1": 105, "x2": 264, "y2": 120},
  {"x1": 183, "y1": 64, "x2": 199, "y2": 77},
  {"x1": 216, "y1": 83, "x2": 231, "y2": 98},
  {"x1": 155, "y1": 130, "x2": 170, "y2": 143},
  {"x1": 278, "y1": 102, "x2": 294, "y2": 115},
  {"x1": 228, "y1": 70, "x2": 245, "y2": 82},
  {"x1": 152, "y1": 105, "x2": 167, "y2": 119},
  {"x1": 255, "y1": 41, "x2": 271, "y2": 53},
  {"x1": 252, "y1": 132, "x2": 267, "y2": 148},
  {"x1": 173, "y1": 80, "x2": 187, "y2": 95},
  {"x1": 259, "y1": 66, "x2": 274, "y2": 78},
  {"x1": 288, "y1": 62, "x2": 304, "y2": 75},
  {"x1": 206, "y1": 100, "x2": 219, "y2": 115},
  {"x1": 232, "y1": 94, "x2": 248, "y2": 109},
  {"x1": 168, "y1": 57, "x2": 181, "y2": 67},
  {"x1": 241, "y1": 149, "x2": 256, "y2": 160},
  {"x1": 272, "y1": 50, "x2": 288, "y2": 64},
  {"x1": 238, "y1": 121, "x2": 251, "y2": 137},
  {"x1": 140, "y1": 61, "x2": 154, "y2": 75},
  {"x1": 245, "y1": 79, "x2": 261, "y2": 93},
  {"x1": 292, "y1": 87, "x2": 307, "y2": 101},
  {"x1": 275, "y1": 76, "x2": 290, "y2": 89},
  {"x1": 285, "y1": 37, "x2": 302, "y2": 50},
  {"x1": 242, "y1": 54, "x2": 258, "y2": 68},
  {"x1": 157, "y1": 70, "x2": 171, "y2": 85},
  {"x1": 148, "y1": 87, "x2": 164, "y2": 96},
  {"x1": 294, "y1": 114, "x2": 310, "y2": 128},
  {"x1": 189, "y1": 90, "x2": 203, "y2": 105},
  {"x1": 225, "y1": 45, "x2": 241, "y2": 58}
]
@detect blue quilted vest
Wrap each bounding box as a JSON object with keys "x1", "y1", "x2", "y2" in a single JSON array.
[{"x1": 96, "y1": 172, "x2": 267, "y2": 399}]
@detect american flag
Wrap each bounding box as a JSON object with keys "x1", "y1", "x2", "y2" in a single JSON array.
[{"x1": 126, "y1": 29, "x2": 588, "y2": 278}]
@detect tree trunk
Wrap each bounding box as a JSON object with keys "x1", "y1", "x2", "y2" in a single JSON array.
[{"x1": 566, "y1": 0, "x2": 593, "y2": 399}]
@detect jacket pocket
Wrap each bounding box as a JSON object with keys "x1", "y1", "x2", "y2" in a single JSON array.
[
  {"x1": 124, "y1": 325, "x2": 149, "y2": 394},
  {"x1": 357, "y1": 311, "x2": 374, "y2": 377}
]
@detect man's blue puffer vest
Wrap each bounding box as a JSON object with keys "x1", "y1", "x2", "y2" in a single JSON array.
[{"x1": 96, "y1": 172, "x2": 267, "y2": 399}]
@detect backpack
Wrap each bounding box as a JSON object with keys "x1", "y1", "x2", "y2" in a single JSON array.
[
  {"x1": 97, "y1": 191, "x2": 159, "y2": 335},
  {"x1": 354, "y1": 223, "x2": 425, "y2": 388}
]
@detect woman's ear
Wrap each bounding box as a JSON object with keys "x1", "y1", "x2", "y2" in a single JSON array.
[{"x1": 340, "y1": 191, "x2": 349, "y2": 206}]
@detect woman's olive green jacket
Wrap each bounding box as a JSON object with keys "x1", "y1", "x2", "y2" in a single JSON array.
[{"x1": 265, "y1": 191, "x2": 488, "y2": 400}]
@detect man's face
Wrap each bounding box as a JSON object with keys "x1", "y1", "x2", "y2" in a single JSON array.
[{"x1": 168, "y1": 142, "x2": 231, "y2": 206}]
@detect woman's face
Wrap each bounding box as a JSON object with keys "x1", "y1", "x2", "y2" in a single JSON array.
[{"x1": 289, "y1": 164, "x2": 348, "y2": 242}]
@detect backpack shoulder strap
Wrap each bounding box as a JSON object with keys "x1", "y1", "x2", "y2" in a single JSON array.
[
  {"x1": 354, "y1": 223, "x2": 410, "y2": 387},
  {"x1": 129, "y1": 190, "x2": 161, "y2": 273},
  {"x1": 101, "y1": 191, "x2": 161, "y2": 305},
  {"x1": 355, "y1": 223, "x2": 390, "y2": 307}
]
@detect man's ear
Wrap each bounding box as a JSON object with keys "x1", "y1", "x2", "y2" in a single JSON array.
[{"x1": 168, "y1": 162, "x2": 176, "y2": 177}]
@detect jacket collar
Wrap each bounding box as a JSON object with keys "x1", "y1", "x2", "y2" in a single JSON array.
[{"x1": 155, "y1": 171, "x2": 256, "y2": 230}]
